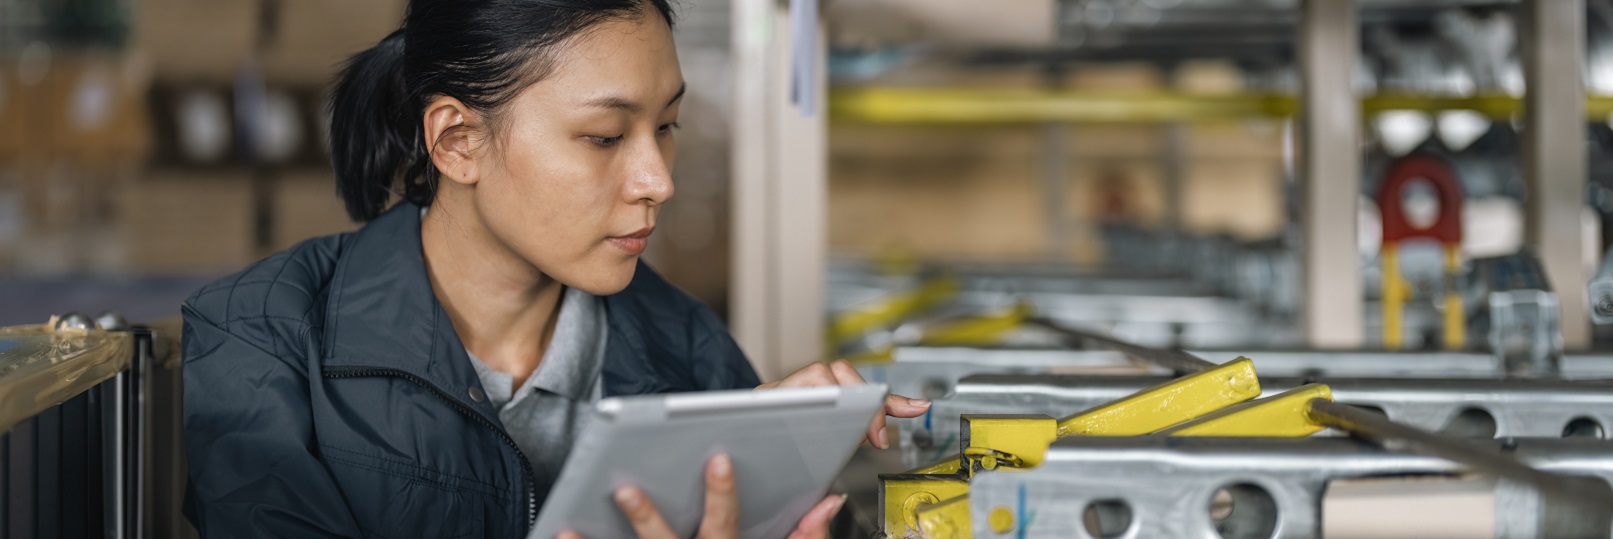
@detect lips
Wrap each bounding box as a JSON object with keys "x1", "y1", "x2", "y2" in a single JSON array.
[{"x1": 607, "y1": 227, "x2": 654, "y2": 255}]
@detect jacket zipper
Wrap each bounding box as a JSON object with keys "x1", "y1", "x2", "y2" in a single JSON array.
[{"x1": 322, "y1": 366, "x2": 538, "y2": 527}]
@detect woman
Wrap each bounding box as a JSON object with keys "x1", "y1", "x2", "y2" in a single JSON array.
[{"x1": 179, "y1": 1, "x2": 928, "y2": 537}]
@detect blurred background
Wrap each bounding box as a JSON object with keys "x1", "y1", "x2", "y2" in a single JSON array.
[
  {"x1": 13, "y1": 2, "x2": 1613, "y2": 537},
  {"x1": 2, "y1": 0, "x2": 1612, "y2": 380}
]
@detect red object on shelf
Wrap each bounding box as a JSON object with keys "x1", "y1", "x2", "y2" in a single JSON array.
[{"x1": 1377, "y1": 153, "x2": 1464, "y2": 245}]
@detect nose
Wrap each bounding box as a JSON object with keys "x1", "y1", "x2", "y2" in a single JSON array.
[{"x1": 623, "y1": 138, "x2": 674, "y2": 206}]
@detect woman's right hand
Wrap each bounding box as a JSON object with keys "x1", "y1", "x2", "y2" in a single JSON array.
[{"x1": 556, "y1": 453, "x2": 847, "y2": 539}]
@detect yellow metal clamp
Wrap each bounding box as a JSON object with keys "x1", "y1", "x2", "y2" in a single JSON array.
[
  {"x1": 914, "y1": 495, "x2": 975, "y2": 539},
  {"x1": 882, "y1": 474, "x2": 971, "y2": 537},
  {"x1": 1152, "y1": 383, "x2": 1334, "y2": 437},
  {"x1": 919, "y1": 302, "x2": 1036, "y2": 347},
  {"x1": 910, "y1": 458, "x2": 964, "y2": 476},
  {"x1": 844, "y1": 300, "x2": 1033, "y2": 363},
  {"x1": 830, "y1": 276, "x2": 960, "y2": 348},
  {"x1": 830, "y1": 276, "x2": 962, "y2": 363},
  {"x1": 882, "y1": 358, "x2": 1264, "y2": 535},
  {"x1": 1055, "y1": 357, "x2": 1262, "y2": 437},
  {"x1": 959, "y1": 415, "x2": 1059, "y2": 473},
  {"x1": 883, "y1": 361, "x2": 1344, "y2": 538},
  {"x1": 958, "y1": 358, "x2": 1264, "y2": 475}
]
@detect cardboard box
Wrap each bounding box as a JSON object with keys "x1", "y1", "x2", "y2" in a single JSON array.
[
  {"x1": 118, "y1": 172, "x2": 254, "y2": 274},
  {"x1": 274, "y1": 171, "x2": 356, "y2": 251},
  {"x1": 0, "y1": 54, "x2": 150, "y2": 160},
  {"x1": 134, "y1": 0, "x2": 404, "y2": 85}
]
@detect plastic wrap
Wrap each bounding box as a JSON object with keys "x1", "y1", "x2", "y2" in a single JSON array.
[{"x1": 0, "y1": 324, "x2": 132, "y2": 433}]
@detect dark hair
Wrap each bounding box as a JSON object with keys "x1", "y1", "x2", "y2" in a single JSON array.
[{"x1": 329, "y1": 0, "x2": 675, "y2": 222}]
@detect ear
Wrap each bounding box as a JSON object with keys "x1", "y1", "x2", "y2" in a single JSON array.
[{"x1": 423, "y1": 96, "x2": 482, "y2": 186}]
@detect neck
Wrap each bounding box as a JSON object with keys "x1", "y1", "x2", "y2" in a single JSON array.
[{"x1": 420, "y1": 200, "x2": 564, "y2": 388}]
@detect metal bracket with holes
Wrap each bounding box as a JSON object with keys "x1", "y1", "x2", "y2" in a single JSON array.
[
  {"x1": 968, "y1": 437, "x2": 1613, "y2": 539},
  {"x1": 902, "y1": 373, "x2": 1613, "y2": 469}
]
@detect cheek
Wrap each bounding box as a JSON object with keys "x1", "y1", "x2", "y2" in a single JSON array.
[
  {"x1": 509, "y1": 155, "x2": 612, "y2": 222},
  {"x1": 479, "y1": 137, "x2": 622, "y2": 257}
]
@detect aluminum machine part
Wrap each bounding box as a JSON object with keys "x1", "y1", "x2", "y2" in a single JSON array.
[
  {"x1": 886, "y1": 346, "x2": 1613, "y2": 380},
  {"x1": 828, "y1": 266, "x2": 1287, "y2": 354},
  {"x1": 856, "y1": 349, "x2": 1140, "y2": 405},
  {"x1": 882, "y1": 359, "x2": 1289, "y2": 536},
  {"x1": 1005, "y1": 292, "x2": 1277, "y2": 349},
  {"x1": 1490, "y1": 290, "x2": 1563, "y2": 377},
  {"x1": 1224, "y1": 348, "x2": 1613, "y2": 379},
  {"x1": 1471, "y1": 254, "x2": 1564, "y2": 377},
  {"x1": 855, "y1": 318, "x2": 1207, "y2": 405},
  {"x1": 885, "y1": 320, "x2": 1225, "y2": 467},
  {"x1": 1589, "y1": 246, "x2": 1613, "y2": 324},
  {"x1": 1308, "y1": 400, "x2": 1613, "y2": 513},
  {"x1": 962, "y1": 437, "x2": 1613, "y2": 539},
  {"x1": 841, "y1": 288, "x2": 1279, "y2": 356},
  {"x1": 899, "y1": 374, "x2": 1613, "y2": 468},
  {"x1": 1024, "y1": 317, "x2": 1218, "y2": 374}
]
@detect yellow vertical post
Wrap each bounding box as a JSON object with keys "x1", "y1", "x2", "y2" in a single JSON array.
[
  {"x1": 1382, "y1": 243, "x2": 1403, "y2": 349},
  {"x1": 1443, "y1": 243, "x2": 1466, "y2": 349}
]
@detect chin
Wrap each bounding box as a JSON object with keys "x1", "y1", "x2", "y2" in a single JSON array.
[{"x1": 565, "y1": 259, "x2": 640, "y2": 296}]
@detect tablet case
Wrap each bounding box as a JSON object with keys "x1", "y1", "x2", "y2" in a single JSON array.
[{"x1": 528, "y1": 384, "x2": 887, "y2": 539}]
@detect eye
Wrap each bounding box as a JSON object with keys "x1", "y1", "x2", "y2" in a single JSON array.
[
  {"x1": 657, "y1": 122, "x2": 680, "y2": 135},
  {"x1": 588, "y1": 135, "x2": 624, "y2": 147}
]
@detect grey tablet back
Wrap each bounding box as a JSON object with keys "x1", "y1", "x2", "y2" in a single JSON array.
[{"x1": 528, "y1": 384, "x2": 887, "y2": 539}]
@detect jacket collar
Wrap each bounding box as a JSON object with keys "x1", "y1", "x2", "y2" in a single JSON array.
[
  {"x1": 320, "y1": 201, "x2": 689, "y2": 408},
  {"x1": 322, "y1": 201, "x2": 497, "y2": 417}
]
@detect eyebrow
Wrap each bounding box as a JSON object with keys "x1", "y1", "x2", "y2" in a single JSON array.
[{"x1": 583, "y1": 83, "x2": 687, "y2": 113}]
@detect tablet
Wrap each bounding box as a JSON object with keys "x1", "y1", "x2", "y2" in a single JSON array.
[{"x1": 527, "y1": 384, "x2": 888, "y2": 539}]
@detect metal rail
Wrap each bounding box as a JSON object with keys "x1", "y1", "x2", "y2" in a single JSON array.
[
  {"x1": 1309, "y1": 400, "x2": 1613, "y2": 513},
  {"x1": 1025, "y1": 317, "x2": 1217, "y2": 373}
]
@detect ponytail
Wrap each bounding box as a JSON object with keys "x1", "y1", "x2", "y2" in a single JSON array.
[{"x1": 329, "y1": 30, "x2": 429, "y2": 222}]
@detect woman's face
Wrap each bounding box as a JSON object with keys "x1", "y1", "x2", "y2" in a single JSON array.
[{"x1": 470, "y1": 13, "x2": 682, "y2": 295}]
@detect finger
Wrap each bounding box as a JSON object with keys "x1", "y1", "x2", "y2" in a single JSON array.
[
  {"x1": 824, "y1": 360, "x2": 931, "y2": 417},
  {"x1": 771, "y1": 362, "x2": 838, "y2": 388},
  {"x1": 827, "y1": 360, "x2": 933, "y2": 449},
  {"x1": 614, "y1": 486, "x2": 677, "y2": 539},
  {"x1": 870, "y1": 395, "x2": 932, "y2": 449},
  {"x1": 696, "y1": 454, "x2": 739, "y2": 539},
  {"x1": 557, "y1": 531, "x2": 584, "y2": 539},
  {"x1": 825, "y1": 359, "x2": 867, "y2": 385},
  {"x1": 786, "y1": 494, "x2": 847, "y2": 539},
  {"x1": 884, "y1": 394, "x2": 932, "y2": 418},
  {"x1": 824, "y1": 360, "x2": 889, "y2": 448},
  {"x1": 874, "y1": 393, "x2": 932, "y2": 449},
  {"x1": 867, "y1": 409, "x2": 888, "y2": 449}
]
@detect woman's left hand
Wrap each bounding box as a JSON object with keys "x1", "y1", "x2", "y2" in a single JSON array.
[{"x1": 757, "y1": 359, "x2": 931, "y2": 449}]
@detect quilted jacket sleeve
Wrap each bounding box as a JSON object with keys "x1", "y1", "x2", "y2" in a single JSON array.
[{"x1": 181, "y1": 304, "x2": 362, "y2": 538}]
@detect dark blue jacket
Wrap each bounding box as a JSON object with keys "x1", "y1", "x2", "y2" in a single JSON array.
[{"x1": 180, "y1": 201, "x2": 760, "y2": 538}]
